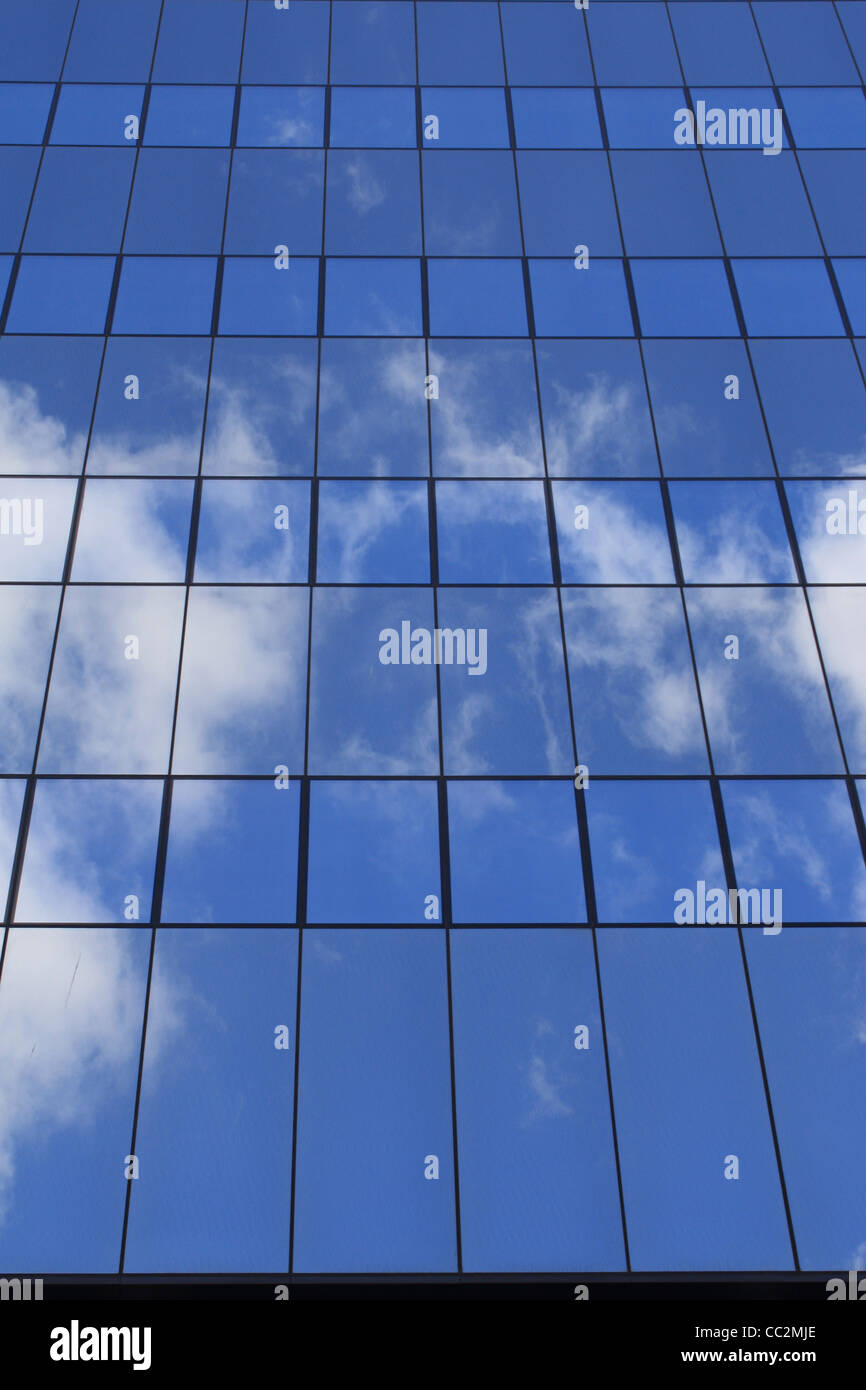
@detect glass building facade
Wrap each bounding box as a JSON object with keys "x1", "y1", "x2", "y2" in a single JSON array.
[{"x1": 0, "y1": 0, "x2": 865, "y2": 1284}]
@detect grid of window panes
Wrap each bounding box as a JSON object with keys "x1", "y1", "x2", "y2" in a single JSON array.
[{"x1": 1, "y1": 0, "x2": 865, "y2": 1279}]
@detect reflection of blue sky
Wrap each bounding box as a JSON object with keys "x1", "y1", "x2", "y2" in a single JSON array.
[
  {"x1": 598, "y1": 927, "x2": 792, "y2": 1270},
  {"x1": 722, "y1": 780, "x2": 866, "y2": 922},
  {"x1": 293, "y1": 928, "x2": 456, "y2": 1273},
  {"x1": 643, "y1": 339, "x2": 773, "y2": 477},
  {"x1": 439, "y1": 588, "x2": 571, "y2": 775},
  {"x1": 589, "y1": 781, "x2": 725, "y2": 922},
  {"x1": 670, "y1": 480, "x2": 797, "y2": 582},
  {"x1": 750, "y1": 340, "x2": 866, "y2": 477},
  {"x1": 309, "y1": 588, "x2": 438, "y2": 775},
  {"x1": 437, "y1": 480, "x2": 551, "y2": 583},
  {"x1": 451, "y1": 929, "x2": 621, "y2": 1271},
  {"x1": 536, "y1": 340, "x2": 657, "y2": 477},
  {"x1": 15, "y1": 779, "x2": 162, "y2": 923},
  {"x1": 745, "y1": 925, "x2": 866, "y2": 1270},
  {"x1": 162, "y1": 782, "x2": 300, "y2": 925},
  {"x1": 125, "y1": 927, "x2": 297, "y2": 1273},
  {"x1": 449, "y1": 781, "x2": 584, "y2": 924},
  {"x1": 307, "y1": 781, "x2": 439, "y2": 924}
]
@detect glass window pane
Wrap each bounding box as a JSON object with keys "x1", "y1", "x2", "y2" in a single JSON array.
[
  {"x1": 670, "y1": 480, "x2": 797, "y2": 583},
  {"x1": 553, "y1": 480, "x2": 674, "y2": 582},
  {"x1": 755, "y1": 1, "x2": 857, "y2": 83},
  {"x1": 236, "y1": 86, "x2": 325, "y2": 148},
  {"x1": 172, "y1": 587, "x2": 309, "y2": 775},
  {"x1": 429, "y1": 259, "x2": 527, "y2": 337},
  {"x1": 723, "y1": 779, "x2": 866, "y2": 923},
  {"x1": 562, "y1": 587, "x2": 708, "y2": 774},
  {"x1": 25, "y1": 148, "x2": 135, "y2": 254},
  {"x1": 501, "y1": 2, "x2": 593, "y2": 85},
  {"x1": 308, "y1": 588, "x2": 439, "y2": 774},
  {"x1": 71, "y1": 479, "x2": 194, "y2": 582},
  {"x1": 512, "y1": 88, "x2": 602, "y2": 149},
  {"x1": 0, "y1": 149, "x2": 41, "y2": 251},
  {"x1": 436, "y1": 480, "x2": 551, "y2": 583},
  {"x1": 430, "y1": 339, "x2": 543, "y2": 478},
  {"x1": 37, "y1": 588, "x2": 185, "y2": 774},
  {"x1": 745, "y1": 925, "x2": 866, "y2": 1269},
  {"x1": 330, "y1": 87, "x2": 416, "y2": 149},
  {"x1": 810, "y1": 588, "x2": 866, "y2": 771},
  {"x1": 418, "y1": 1, "x2": 503, "y2": 85},
  {"x1": 203, "y1": 338, "x2": 318, "y2": 476},
  {"x1": 0, "y1": 478, "x2": 77, "y2": 580},
  {"x1": 162, "y1": 781, "x2": 300, "y2": 924},
  {"x1": 643, "y1": 340, "x2": 773, "y2": 478},
  {"x1": 315, "y1": 480, "x2": 428, "y2": 582},
  {"x1": 438, "y1": 588, "x2": 571, "y2": 774},
  {"x1": 143, "y1": 85, "x2": 234, "y2": 146},
  {"x1": 326, "y1": 151, "x2": 421, "y2": 255},
  {"x1": 686, "y1": 587, "x2": 843, "y2": 774},
  {"x1": 422, "y1": 151, "x2": 520, "y2": 256},
  {"x1": 448, "y1": 781, "x2": 585, "y2": 923},
  {"x1": 0, "y1": 587, "x2": 60, "y2": 772},
  {"x1": 226, "y1": 149, "x2": 324, "y2": 255},
  {"x1": 536, "y1": 340, "x2": 658, "y2": 477},
  {"x1": 307, "y1": 781, "x2": 439, "y2": 924},
  {"x1": 88, "y1": 337, "x2": 210, "y2": 476},
  {"x1": 242, "y1": 1, "x2": 330, "y2": 84},
  {"x1": 421, "y1": 88, "x2": 509, "y2": 149},
  {"x1": 749, "y1": 340, "x2": 866, "y2": 477},
  {"x1": 7, "y1": 256, "x2": 115, "y2": 334},
  {"x1": 317, "y1": 339, "x2": 429, "y2": 477},
  {"x1": 530, "y1": 259, "x2": 633, "y2": 337},
  {"x1": 112, "y1": 256, "x2": 217, "y2": 335},
  {"x1": 324, "y1": 258, "x2": 421, "y2": 336},
  {"x1": 452, "y1": 927, "x2": 623, "y2": 1271},
  {"x1": 0, "y1": 0, "x2": 75, "y2": 80},
  {"x1": 0, "y1": 336, "x2": 104, "y2": 476},
  {"x1": 152, "y1": 0, "x2": 245, "y2": 83},
  {"x1": 194, "y1": 480, "x2": 310, "y2": 583},
  {"x1": 598, "y1": 927, "x2": 793, "y2": 1270},
  {"x1": 65, "y1": 0, "x2": 161, "y2": 81},
  {"x1": 219, "y1": 256, "x2": 319, "y2": 336},
  {"x1": 0, "y1": 925, "x2": 147, "y2": 1270},
  {"x1": 331, "y1": 1, "x2": 416, "y2": 85},
  {"x1": 589, "y1": 2, "x2": 681, "y2": 85},
  {"x1": 632, "y1": 260, "x2": 739, "y2": 337},
  {"x1": 15, "y1": 780, "x2": 163, "y2": 921},
  {"x1": 517, "y1": 150, "x2": 621, "y2": 257},
  {"x1": 124, "y1": 927, "x2": 297, "y2": 1271},
  {"x1": 50, "y1": 84, "x2": 145, "y2": 145},
  {"x1": 670, "y1": 2, "x2": 771, "y2": 85},
  {"x1": 125, "y1": 149, "x2": 230, "y2": 253},
  {"x1": 293, "y1": 928, "x2": 457, "y2": 1272},
  {"x1": 588, "y1": 780, "x2": 725, "y2": 923}
]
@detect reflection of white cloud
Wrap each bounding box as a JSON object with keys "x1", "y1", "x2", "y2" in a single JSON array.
[
  {"x1": 0, "y1": 926, "x2": 180, "y2": 1227},
  {"x1": 676, "y1": 509, "x2": 793, "y2": 583},
  {"x1": 521, "y1": 1030, "x2": 575, "y2": 1126},
  {"x1": 342, "y1": 154, "x2": 387, "y2": 214},
  {"x1": 203, "y1": 351, "x2": 316, "y2": 476},
  {"x1": 318, "y1": 481, "x2": 426, "y2": 581},
  {"x1": 0, "y1": 380, "x2": 86, "y2": 476},
  {"x1": 429, "y1": 345, "x2": 541, "y2": 477},
  {"x1": 545, "y1": 373, "x2": 648, "y2": 476},
  {"x1": 685, "y1": 587, "x2": 834, "y2": 771}
]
